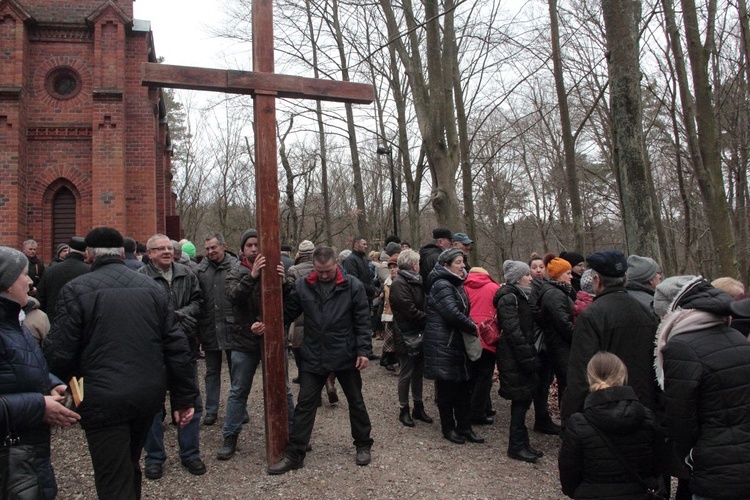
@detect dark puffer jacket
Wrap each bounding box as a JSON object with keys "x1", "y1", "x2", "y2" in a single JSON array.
[
  {"x1": 284, "y1": 267, "x2": 372, "y2": 374},
  {"x1": 558, "y1": 386, "x2": 662, "y2": 499},
  {"x1": 494, "y1": 284, "x2": 538, "y2": 401},
  {"x1": 390, "y1": 270, "x2": 426, "y2": 356},
  {"x1": 562, "y1": 286, "x2": 658, "y2": 425},
  {"x1": 0, "y1": 297, "x2": 60, "y2": 499},
  {"x1": 423, "y1": 265, "x2": 476, "y2": 382},
  {"x1": 196, "y1": 253, "x2": 239, "y2": 350},
  {"x1": 225, "y1": 258, "x2": 263, "y2": 354},
  {"x1": 536, "y1": 278, "x2": 575, "y2": 348},
  {"x1": 44, "y1": 256, "x2": 198, "y2": 430},
  {"x1": 661, "y1": 282, "x2": 750, "y2": 499}
]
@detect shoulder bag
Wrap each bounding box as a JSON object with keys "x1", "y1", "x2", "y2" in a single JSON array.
[
  {"x1": 0, "y1": 396, "x2": 42, "y2": 499},
  {"x1": 583, "y1": 414, "x2": 666, "y2": 500}
]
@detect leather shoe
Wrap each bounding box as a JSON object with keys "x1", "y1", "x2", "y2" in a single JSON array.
[
  {"x1": 443, "y1": 429, "x2": 466, "y2": 444},
  {"x1": 458, "y1": 430, "x2": 485, "y2": 444},
  {"x1": 182, "y1": 458, "x2": 207, "y2": 476},
  {"x1": 144, "y1": 463, "x2": 162, "y2": 480},
  {"x1": 242, "y1": 411, "x2": 250, "y2": 424},
  {"x1": 533, "y1": 420, "x2": 561, "y2": 435},
  {"x1": 267, "y1": 456, "x2": 303, "y2": 475},
  {"x1": 507, "y1": 448, "x2": 538, "y2": 463},
  {"x1": 471, "y1": 416, "x2": 494, "y2": 425},
  {"x1": 203, "y1": 413, "x2": 217, "y2": 426},
  {"x1": 355, "y1": 447, "x2": 371, "y2": 466},
  {"x1": 526, "y1": 445, "x2": 544, "y2": 458}
]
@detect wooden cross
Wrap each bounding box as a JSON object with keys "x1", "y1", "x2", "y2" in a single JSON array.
[{"x1": 141, "y1": 0, "x2": 374, "y2": 464}]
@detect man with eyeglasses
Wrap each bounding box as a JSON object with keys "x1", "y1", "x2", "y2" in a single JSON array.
[{"x1": 139, "y1": 234, "x2": 206, "y2": 479}]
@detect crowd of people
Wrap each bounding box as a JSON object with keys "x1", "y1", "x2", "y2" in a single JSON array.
[{"x1": 2, "y1": 227, "x2": 750, "y2": 499}]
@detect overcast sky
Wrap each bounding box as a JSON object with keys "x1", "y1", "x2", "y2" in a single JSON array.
[{"x1": 134, "y1": 0, "x2": 231, "y2": 68}]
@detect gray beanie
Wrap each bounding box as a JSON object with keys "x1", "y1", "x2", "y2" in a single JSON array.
[
  {"x1": 438, "y1": 247, "x2": 464, "y2": 266},
  {"x1": 580, "y1": 268, "x2": 595, "y2": 294},
  {"x1": 653, "y1": 275, "x2": 698, "y2": 318},
  {"x1": 0, "y1": 247, "x2": 29, "y2": 290},
  {"x1": 298, "y1": 240, "x2": 315, "y2": 253},
  {"x1": 385, "y1": 242, "x2": 401, "y2": 256},
  {"x1": 626, "y1": 255, "x2": 660, "y2": 283},
  {"x1": 503, "y1": 260, "x2": 530, "y2": 284}
]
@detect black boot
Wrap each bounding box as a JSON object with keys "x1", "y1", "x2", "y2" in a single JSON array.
[
  {"x1": 523, "y1": 427, "x2": 544, "y2": 457},
  {"x1": 509, "y1": 401, "x2": 537, "y2": 463},
  {"x1": 217, "y1": 433, "x2": 239, "y2": 460},
  {"x1": 399, "y1": 406, "x2": 415, "y2": 427},
  {"x1": 533, "y1": 418, "x2": 561, "y2": 435},
  {"x1": 412, "y1": 402, "x2": 433, "y2": 423}
]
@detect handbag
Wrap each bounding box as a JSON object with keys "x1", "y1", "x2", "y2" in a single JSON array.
[
  {"x1": 462, "y1": 330, "x2": 482, "y2": 361},
  {"x1": 0, "y1": 396, "x2": 42, "y2": 500},
  {"x1": 583, "y1": 414, "x2": 667, "y2": 500},
  {"x1": 401, "y1": 331, "x2": 424, "y2": 357},
  {"x1": 478, "y1": 314, "x2": 500, "y2": 347}
]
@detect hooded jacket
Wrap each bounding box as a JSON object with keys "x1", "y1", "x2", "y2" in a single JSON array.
[
  {"x1": 284, "y1": 267, "x2": 372, "y2": 374},
  {"x1": 494, "y1": 284, "x2": 538, "y2": 401},
  {"x1": 559, "y1": 386, "x2": 662, "y2": 499},
  {"x1": 423, "y1": 265, "x2": 476, "y2": 382},
  {"x1": 464, "y1": 272, "x2": 500, "y2": 351},
  {"x1": 655, "y1": 278, "x2": 750, "y2": 499}
]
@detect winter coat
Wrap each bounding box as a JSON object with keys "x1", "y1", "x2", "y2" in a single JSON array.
[
  {"x1": 561, "y1": 286, "x2": 658, "y2": 425},
  {"x1": 625, "y1": 281, "x2": 656, "y2": 318},
  {"x1": 464, "y1": 272, "x2": 500, "y2": 352},
  {"x1": 342, "y1": 250, "x2": 378, "y2": 299},
  {"x1": 537, "y1": 278, "x2": 575, "y2": 349},
  {"x1": 286, "y1": 254, "x2": 315, "y2": 347},
  {"x1": 123, "y1": 252, "x2": 144, "y2": 270},
  {"x1": 44, "y1": 256, "x2": 198, "y2": 430},
  {"x1": 572, "y1": 291, "x2": 595, "y2": 323},
  {"x1": 423, "y1": 265, "x2": 476, "y2": 382},
  {"x1": 284, "y1": 267, "x2": 372, "y2": 374},
  {"x1": 225, "y1": 259, "x2": 263, "y2": 354},
  {"x1": 418, "y1": 243, "x2": 443, "y2": 285},
  {"x1": 656, "y1": 280, "x2": 750, "y2": 499},
  {"x1": 36, "y1": 252, "x2": 90, "y2": 325},
  {"x1": 27, "y1": 256, "x2": 45, "y2": 287},
  {"x1": 196, "y1": 253, "x2": 239, "y2": 350},
  {"x1": 0, "y1": 297, "x2": 60, "y2": 499},
  {"x1": 559, "y1": 386, "x2": 662, "y2": 499},
  {"x1": 139, "y1": 261, "x2": 203, "y2": 342},
  {"x1": 390, "y1": 270, "x2": 426, "y2": 357},
  {"x1": 494, "y1": 284, "x2": 539, "y2": 401}
]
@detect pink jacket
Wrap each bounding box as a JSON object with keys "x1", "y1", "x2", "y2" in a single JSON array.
[{"x1": 464, "y1": 272, "x2": 500, "y2": 351}]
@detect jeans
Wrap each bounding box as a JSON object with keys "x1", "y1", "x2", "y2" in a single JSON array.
[
  {"x1": 471, "y1": 349, "x2": 495, "y2": 419},
  {"x1": 286, "y1": 370, "x2": 373, "y2": 461},
  {"x1": 144, "y1": 361, "x2": 203, "y2": 464},
  {"x1": 397, "y1": 352, "x2": 424, "y2": 407},
  {"x1": 222, "y1": 350, "x2": 262, "y2": 437},
  {"x1": 84, "y1": 416, "x2": 152, "y2": 500},
  {"x1": 204, "y1": 349, "x2": 232, "y2": 415},
  {"x1": 435, "y1": 379, "x2": 472, "y2": 435}
]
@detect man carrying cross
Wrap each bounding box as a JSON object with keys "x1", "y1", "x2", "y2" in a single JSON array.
[{"x1": 268, "y1": 245, "x2": 374, "y2": 474}]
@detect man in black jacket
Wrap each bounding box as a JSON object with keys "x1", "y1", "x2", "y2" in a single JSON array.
[
  {"x1": 268, "y1": 246, "x2": 374, "y2": 474},
  {"x1": 140, "y1": 234, "x2": 206, "y2": 480},
  {"x1": 418, "y1": 228, "x2": 452, "y2": 284},
  {"x1": 561, "y1": 249, "x2": 658, "y2": 426},
  {"x1": 342, "y1": 236, "x2": 378, "y2": 300},
  {"x1": 44, "y1": 227, "x2": 197, "y2": 500},
  {"x1": 36, "y1": 236, "x2": 89, "y2": 324}
]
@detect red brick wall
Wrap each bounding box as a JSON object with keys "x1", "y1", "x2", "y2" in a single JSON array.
[{"x1": 0, "y1": 0, "x2": 173, "y2": 260}]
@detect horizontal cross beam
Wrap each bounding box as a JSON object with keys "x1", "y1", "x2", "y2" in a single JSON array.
[{"x1": 142, "y1": 63, "x2": 374, "y2": 104}]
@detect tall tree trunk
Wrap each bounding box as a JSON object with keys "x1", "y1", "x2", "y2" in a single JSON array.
[
  {"x1": 601, "y1": 0, "x2": 659, "y2": 257},
  {"x1": 379, "y1": 0, "x2": 461, "y2": 230},
  {"x1": 330, "y1": 0, "x2": 369, "y2": 240},
  {"x1": 677, "y1": 0, "x2": 736, "y2": 275},
  {"x1": 548, "y1": 0, "x2": 585, "y2": 252},
  {"x1": 278, "y1": 118, "x2": 298, "y2": 244},
  {"x1": 304, "y1": 0, "x2": 332, "y2": 245}
]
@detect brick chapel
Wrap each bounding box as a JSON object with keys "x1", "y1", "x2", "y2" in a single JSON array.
[{"x1": 0, "y1": 0, "x2": 178, "y2": 262}]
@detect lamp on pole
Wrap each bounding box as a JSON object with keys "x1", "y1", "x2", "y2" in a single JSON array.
[{"x1": 377, "y1": 146, "x2": 398, "y2": 236}]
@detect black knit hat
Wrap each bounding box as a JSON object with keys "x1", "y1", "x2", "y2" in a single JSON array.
[
  {"x1": 241, "y1": 229, "x2": 258, "y2": 249},
  {"x1": 85, "y1": 227, "x2": 124, "y2": 248},
  {"x1": 560, "y1": 251, "x2": 585, "y2": 268},
  {"x1": 432, "y1": 228, "x2": 452, "y2": 240}
]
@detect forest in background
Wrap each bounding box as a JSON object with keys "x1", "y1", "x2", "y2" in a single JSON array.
[{"x1": 163, "y1": 0, "x2": 750, "y2": 282}]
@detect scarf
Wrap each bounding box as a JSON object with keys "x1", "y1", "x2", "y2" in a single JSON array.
[{"x1": 654, "y1": 308, "x2": 726, "y2": 389}]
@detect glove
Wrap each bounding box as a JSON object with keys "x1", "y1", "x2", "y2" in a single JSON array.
[{"x1": 180, "y1": 314, "x2": 198, "y2": 332}]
